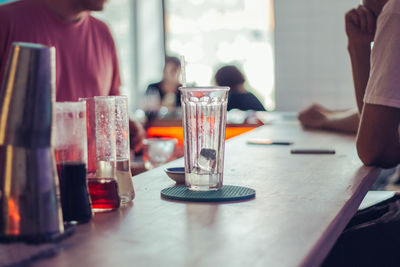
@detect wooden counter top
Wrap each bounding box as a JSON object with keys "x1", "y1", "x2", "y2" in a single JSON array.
[{"x1": 35, "y1": 119, "x2": 380, "y2": 267}]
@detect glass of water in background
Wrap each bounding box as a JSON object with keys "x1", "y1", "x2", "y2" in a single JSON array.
[
  {"x1": 179, "y1": 86, "x2": 230, "y2": 191},
  {"x1": 143, "y1": 138, "x2": 177, "y2": 169},
  {"x1": 115, "y1": 95, "x2": 135, "y2": 203}
]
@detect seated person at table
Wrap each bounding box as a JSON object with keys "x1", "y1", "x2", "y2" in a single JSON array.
[
  {"x1": 323, "y1": 0, "x2": 400, "y2": 266},
  {"x1": 353, "y1": 1, "x2": 400, "y2": 169},
  {"x1": 298, "y1": 0, "x2": 373, "y2": 135},
  {"x1": 214, "y1": 65, "x2": 266, "y2": 112},
  {"x1": 145, "y1": 56, "x2": 182, "y2": 109},
  {"x1": 298, "y1": 0, "x2": 397, "y2": 190},
  {"x1": 0, "y1": 0, "x2": 145, "y2": 152}
]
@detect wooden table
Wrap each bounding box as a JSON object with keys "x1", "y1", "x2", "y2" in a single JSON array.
[{"x1": 36, "y1": 115, "x2": 380, "y2": 267}]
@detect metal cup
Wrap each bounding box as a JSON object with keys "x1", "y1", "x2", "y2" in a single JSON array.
[{"x1": 0, "y1": 42, "x2": 64, "y2": 240}]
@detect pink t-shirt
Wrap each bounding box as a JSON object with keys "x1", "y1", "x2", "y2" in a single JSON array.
[
  {"x1": 364, "y1": 0, "x2": 400, "y2": 108},
  {"x1": 0, "y1": 0, "x2": 121, "y2": 101}
]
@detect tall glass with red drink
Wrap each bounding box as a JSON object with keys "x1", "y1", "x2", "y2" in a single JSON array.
[{"x1": 80, "y1": 97, "x2": 120, "y2": 212}]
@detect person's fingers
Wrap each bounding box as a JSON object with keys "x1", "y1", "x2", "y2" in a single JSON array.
[
  {"x1": 360, "y1": 5, "x2": 376, "y2": 34},
  {"x1": 298, "y1": 112, "x2": 305, "y2": 122},
  {"x1": 345, "y1": 9, "x2": 360, "y2": 27},
  {"x1": 298, "y1": 106, "x2": 313, "y2": 121},
  {"x1": 355, "y1": 5, "x2": 368, "y2": 32},
  {"x1": 298, "y1": 106, "x2": 328, "y2": 128},
  {"x1": 311, "y1": 103, "x2": 325, "y2": 113},
  {"x1": 298, "y1": 111, "x2": 315, "y2": 126}
]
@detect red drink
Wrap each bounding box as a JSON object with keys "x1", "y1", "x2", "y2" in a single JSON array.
[{"x1": 88, "y1": 178, "x2": 120, "y2": 212}]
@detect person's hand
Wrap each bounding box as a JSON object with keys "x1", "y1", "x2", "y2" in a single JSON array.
[
  {"x1": 298, "y1": 104, "x2": 329, "y2": 129},
  {"x1": 345, "y1": 5, "x2": 377, "y2": 45},
  {"x1": 129, "y1": 119, "x2": 145, "y2": 153}
]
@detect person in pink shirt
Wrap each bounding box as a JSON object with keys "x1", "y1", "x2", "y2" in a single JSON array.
[{"x1": 0, "y1": 0, "x2": 144, "y2": 151}]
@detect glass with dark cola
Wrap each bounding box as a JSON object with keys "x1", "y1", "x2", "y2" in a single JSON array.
[{"x1": 54, "y1": 101, "x2": 92, "y2": 223}]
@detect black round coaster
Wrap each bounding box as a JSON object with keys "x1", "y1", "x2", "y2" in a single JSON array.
[{"x1": 161, "y1": 185, "x2": 256, "y2": 202}]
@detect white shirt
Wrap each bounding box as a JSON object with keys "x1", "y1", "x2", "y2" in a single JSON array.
[{"x1": 364, "y1": 0, "x2": 400, "y2": 108}]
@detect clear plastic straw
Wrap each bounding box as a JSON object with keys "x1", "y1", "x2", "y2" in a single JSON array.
[{"x1": 180, "y1": 55, "x2": 187, "y2": 87}]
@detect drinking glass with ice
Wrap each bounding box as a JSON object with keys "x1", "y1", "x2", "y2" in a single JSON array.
[{"x1": 180, "y1": 86, "x2": 229, "y2": 191}]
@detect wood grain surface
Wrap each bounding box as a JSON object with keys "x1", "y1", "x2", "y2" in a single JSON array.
[{"x1": 35, "y1": 119, "x2": 380, "y2": 267}]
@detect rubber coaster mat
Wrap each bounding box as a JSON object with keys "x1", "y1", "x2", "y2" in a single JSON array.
[{"x1": 161, "y1": 185, "x2": 256, "y2": 202}]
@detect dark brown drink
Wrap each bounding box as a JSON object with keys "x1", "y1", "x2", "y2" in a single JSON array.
[{"x1": 57, "y1": 162, "x2": 92, "y2": 223}]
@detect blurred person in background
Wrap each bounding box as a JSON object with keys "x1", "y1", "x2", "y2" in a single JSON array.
[
  {"x1": 145, "y1": 56, "x2": 182, "y2": 110},
  {"x1": 214, "y1": 65, "x2": 265, "y2": 112},
  {"x1": 0, "y1": 0, "x2": 145, "y2": 152}
]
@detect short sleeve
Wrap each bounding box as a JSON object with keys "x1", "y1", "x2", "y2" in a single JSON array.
[{"x1": 364, "y1": 12, "x2": 400, "y2": 108}]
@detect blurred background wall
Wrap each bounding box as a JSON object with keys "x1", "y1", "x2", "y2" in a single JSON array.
[{"x1": 274, "y1": 0, "x2": 359, "y2": 111}]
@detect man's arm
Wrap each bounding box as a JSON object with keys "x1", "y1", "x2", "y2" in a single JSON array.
[
  {"x1": 345, "y1": 6, "x2": 376, "y2": 113},
  {"x1": 357, "y1": 103, "x2": 400, "y2": 168},
  {"x1": 298, "y1": 104, "x2": 359, "y2": 134},
  {"x1": 298, "y1": 6, "x2": 376, "y2": 134},
  {"x1": 348, "y1": 43, "x2": 371, "y2": 113},
  {"x1": 321, "y1": 110, "x2": 359, "y2": 133},
  {"x1": 355, "y1": 10, "x2": 400, "y2": 168}
]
